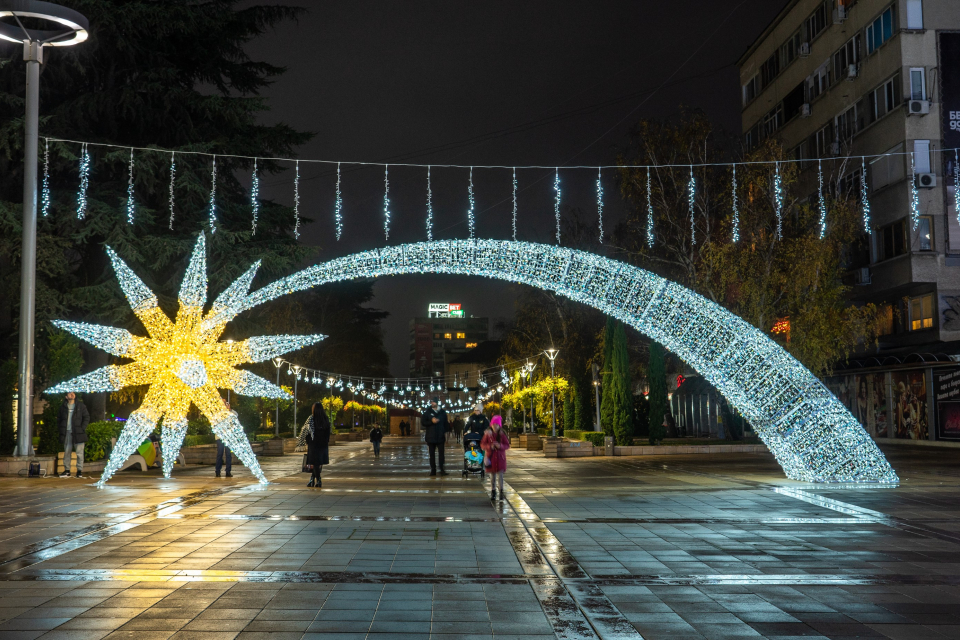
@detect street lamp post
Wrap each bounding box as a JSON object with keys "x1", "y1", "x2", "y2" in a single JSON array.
[
  {"x1": 544, "y1": 348, "x2": 559, "y2": 437},
  {"x1": 272, "y1": 358, "x2": 283, "y2": 436},
  {"x1": 592, "y1": 363, "x2": 601, "y2": 432},
  {"x1": 291, "y1": 365, "x2": 301, "y2": 438},
  {"x1": 2, "y1": 1, "x2": 89, "y2": 457}
]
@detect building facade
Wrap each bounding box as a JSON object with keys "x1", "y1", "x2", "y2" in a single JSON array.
[
  {"x1": 739, "y1": 0, "x2": 960, "y2": 356},
  {"x1": 408, "y1": 304, "x2": 489, "y2": 377}
]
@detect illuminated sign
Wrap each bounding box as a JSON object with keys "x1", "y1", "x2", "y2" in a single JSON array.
[{"x1": 428, "y1": 303, "x2": 464, "y2": 318}]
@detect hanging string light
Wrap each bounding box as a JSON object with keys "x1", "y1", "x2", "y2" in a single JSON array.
[
  {"x1": 41, "y1": 138, "x2": 50, "y2": 218},
  {"x1": 773, "y1": 161, "x2": 783, "y2": 239},
  {"x1": 646, "y1": 167, "x2": 654, "y2": 248},
  {"x1": 818, "y1": 160, "x2": 827, "y2": 240},
  {"x1": 731, "y1": 164, "x2": 739, "y2": 244},
  {"x1": 910, "y1": 152, "x2": 920, "y2": 230},
  {"x1": 597, "y1": 167, "x2": 604, "y2": 244},
  {"x1": 126, "y1": 148, "x2": 135, "y2": 225},
  {"x1": 554, "y1": 168, "x2": 561, "y2": 244},
  {"x1": 335, "y1": 162, "x2": 343, "y2": 241},
  {"x1": 208, "y1": 155, "x2": 217, "y2": 234},
  {"x1": 383, "y1": 164, "x2": 391, "y2": 241},
  {"x1": 512, "y1": 167, "x2": 518, "y2": 241},
  {"x1": 168, "y1": 151, "x2": 177, "y2": 230},
  {"x1": 251, "y1": 158, "x2": 260, "y2": 235},
  {"x1": 426, "y1": 165, "x2": 433, "y2": 241},
  {"x1": 76, "y1": 142, "x2": 90, "y2": 220},
  {"x1": 688, "y1": 165, "x2": 696, "y2": 245},
  {"x1": 293, "y1": 160, "x2": 300, "y2": 240},
  {"x1": 861, "y1": 157, "x2": 871, "y2": 234},
  {"x1": 467, "y1": 166, "x2": 475, "y2": 239},
  {"x1": 955, "y1": 152, "x2": 960, "y2": 227}
]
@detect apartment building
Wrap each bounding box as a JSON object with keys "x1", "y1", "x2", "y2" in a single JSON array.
[
  {"x1": 408, "y1": 304, "x2": 489, "y2": 377},
  {"x1": 739, "y1": 0, "x2": 960, "y2": 443},
  {"x1": 739, "y1": 0, "x2": 960, "y2": 355}
]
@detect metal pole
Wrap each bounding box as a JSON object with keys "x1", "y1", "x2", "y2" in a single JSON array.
[
  {"x1": 550, "y1": 359, "x2": 556, "y2": 437},
  {"x1": 293, "y1": 373, "x2": 298, "y2": 438},
  {"x1": 16, "y1": 41, "x2": 41, "y2": 458},
  {"x1": 275, "y1": 366, "x2": 280, "y2": 437},
  {"x1": 592, "y1": 363, "x2": 601, "y2": 432}
]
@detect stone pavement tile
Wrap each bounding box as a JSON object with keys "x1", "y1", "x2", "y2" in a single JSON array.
[
  {"x1": 19, "y1": 609, "x2": 92, "y2": 619},
  {"x1": 377, "y1": 600, "x2": 433, "y2": 611},
  {"x1": 747, "y1": 621, "x2": 822, "y2": 636},
  {"x1": 56, "y1": 619, "x2": 131, "y2": 631},
  {"x1": 242, "y1": 620, "x2": 311, "y2": 632},
  {"x1": 867, "y1": 624, "x2": 953, "y2": 639},
  {"x1": 36, "y1": 631, "x2": 111, "y2": 640},
  {"x1": 75, "y1": 608, "x2": 142, "y2": 619},
  {"x1": 0, "y1": 632, "x2": 45, "y2": 640},
  {"x1": 118, "y1": 618, "x2": 191, "y2": 631},
  {"x1": 735, "y1": 610, "x2": 801, "y2": 623},
  {"x1": 368, "y1": 620, "x2": 432, "y2": 633},
  {"x1": 253, "y1": 608, "x2": 318, "y2": 620},
  {"x1": 182, "y1": 619, "x2": 251, "y2": 632},
  {"x1": 690, "y1": 623, "x2": 762, "y2": 638},
  {"x1": 374, "y1": 610, "x2": 435, "y2": 622},
  {"x1": 236, "y1": 633, "x2": 305, "y2": 640},
  {"x1": 305, "y1": 620, "x2": 371, "y2": 632},
  {"x1": 168, "y1": 633, "x2": 240, "y2": 640},
  {"x1": 680, "y1": 612, "x2": 744, "y2": 624},
  {"x1": 300, "y1": 634, "x2": 366, "y2": 640},
  {"x1": 195, "y1": 609, "x2": 261, "y2": 620},
  {"x1": 0, "y1": 618, "x2": 73, "y2": 631}
]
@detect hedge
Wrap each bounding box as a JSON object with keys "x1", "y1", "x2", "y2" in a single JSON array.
[
  {"x1": 183, "y1": 435, "x2": 216, "y2": 447},
  {"x1": 84, "y1": 421, "x2": 125, "y2": 462},
  {"x1": 565, "y1": 430, "x2": 606, "y2": 447}
]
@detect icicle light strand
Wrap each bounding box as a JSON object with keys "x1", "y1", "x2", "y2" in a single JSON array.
[
  {"x1": 955, "y1": 152, "x2": 960, "y2": 227},
  {"x1": 168, "y1": 151, "x2": 176, "y2": 230},
  {"x1": 774, "y1": 162, "x2": 783, "y2": 239},
  {"x1": 251, "y1": 158, "x2": 260, "y2": 235},
  {"x1": 293, "y1": 160, "x2": 300, "y2": 240},
  {"x1": 208, "y1": 156, "x2": 217, "y2": 234},
  {"x1": 467, "y1": 167, "x2": 475, "y2": 239},
  {"x1": 554, "y1": 168, "x2": 561, "y2": 245},
  {"x1": 818, "y1": 160, "x2": 827, "y2": 240},
  {"x1": 426, "y1": 166, "x2": 433, "y2": 241},
  {"x1": 861, "y1": 158, "x2": 871, "y2": 234},
  {"x1": 512, "y1": 168, "x2": 518, "y2": 241},
  {"x1": 335, "y1": 162, "x2": 343, "y2": 241},
  {"x1": 76, "y1": 143, "x2": 90, "y2": 220},
  {"x1": 41, "y1": 139, "x2": 50, "y2": 218},
  {"x1": 383, "y1": 165, "x2": 391, "y2": 241},
  {"x1": 910, "y1": 153, "x2": 921, "y2": 230},
  {"x1": 646, "y1": 167, "x2": 654, "y2": 248},
  {"x1": 688, "y1": 165, "x2": 696, "y2": 246},
  {"x1": 597, "y1": 167, "x2": 604, "y2": 244},
  {"x1": 731, "y1": 165, "x2": 739, "y2": 244},
  {"x1": 126, "y1": 148, "x2": 135, "y2": 225}
]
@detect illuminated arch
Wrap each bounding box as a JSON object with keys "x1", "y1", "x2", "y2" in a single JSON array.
[{"x1": 216, "y1": 240, "x2": 897, "y2": 483}]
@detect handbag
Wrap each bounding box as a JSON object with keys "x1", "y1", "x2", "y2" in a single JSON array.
[{"x1": 301, "y1": 454, "x2": 312, "y2": 473}]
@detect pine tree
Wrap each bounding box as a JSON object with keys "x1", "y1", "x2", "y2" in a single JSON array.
[
  {"x1": 648, "y1": 341, "x2": 667, "y2": 445},
  {"x1": 611, "y1": 323, "x2": 633, "y2": 446},
  {"x1": 562, "y1": 386, "x2": 575, "y2": 435},
  {"x1": 599, "y1": 317, "x2": 616, "y2": 436}
]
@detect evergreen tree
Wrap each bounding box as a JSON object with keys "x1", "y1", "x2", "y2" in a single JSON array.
[
  {"x1": 599, "y1": 317, "x2": 616, "y2": 436},
  {"x1": 647, "y1": 341, "x2": 667, "y2": 444},
  {"x1": 611, "y1": 323, "x2": 633, "y2": 446},
  {"x1": 562, "y1": 386, "x2": 574, "y2": 435},
  {"x1": 0, "y1": 360, "x2": 16, "y2": 453}
]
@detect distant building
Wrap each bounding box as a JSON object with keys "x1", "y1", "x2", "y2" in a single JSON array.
[
  {"x1": 446, "y1": 340, "x2": 504, "y2": 395},
  {"x1": 409, "y1": 303, "x2": 489, "y2": 377}
]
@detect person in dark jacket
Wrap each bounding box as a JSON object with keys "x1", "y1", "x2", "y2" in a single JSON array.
[
  {"x1": 304, "y1": 402, "x2": 331, "y2": 487},
  {"x1": 421, "y1": 398, "x2": 449, "y2": 476},
  {"x1": 465, "y1": 404, "x2": 490, "y2": 441},
  {"x1": 57, "y1": 392, "x2": 90, "y2": 477},
  {"x1": 369, "y1": 425, "x2": 383, "y2": 457}
]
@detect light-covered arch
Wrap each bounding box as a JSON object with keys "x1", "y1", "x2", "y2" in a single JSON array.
[{"x1": 220, "y1": 239, "x2": 897, "y2": 483}]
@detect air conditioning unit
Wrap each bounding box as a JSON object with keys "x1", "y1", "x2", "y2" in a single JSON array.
[
  {"x1": 800, "y1": 103, "x2": 812, "y2": 117},
  {"x1": 847, "y1": 64, "x2": 858, "y2": 80},
  {"x1": 908, "y1": 99, "x2": 931, "y2": 115},
  {"x1": 799, "y1": 42, "x2": 811, "y2": 57},
  {"x1": 855, "y1": 267, "x2": 871, "y2": 285},
  {"x1": 916, "y1": 173, "x2": 937, "y2": 188},
  {"x1": 834, "y1": 5, "x2": 848, "y2": 23}
]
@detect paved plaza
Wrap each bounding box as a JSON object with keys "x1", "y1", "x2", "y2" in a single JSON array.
[{"x1": 0, "y1": 439, "x2": 958, "y2": 640}]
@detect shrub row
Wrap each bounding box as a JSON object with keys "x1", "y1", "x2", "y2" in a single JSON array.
[{"x1": 564, "y1": 430, "x2": 606, "y2": 447}]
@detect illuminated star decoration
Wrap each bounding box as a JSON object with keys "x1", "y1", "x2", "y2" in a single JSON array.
[{"x1": 46, "y1": 235, "x2": 326, "y2": 487}]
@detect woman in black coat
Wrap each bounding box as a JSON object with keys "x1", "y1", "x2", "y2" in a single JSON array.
[{"x1": 304, "y1": 402, "x2": 331, "y2": 487}]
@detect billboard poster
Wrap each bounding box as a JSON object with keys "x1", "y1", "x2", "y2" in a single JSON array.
[
  {"x1": 940, "y1": 33, "x2": 960, "y2": 152},
  {"x1": 891, "y1": 370, "x2": 928, "y2": 440},
  {"x1": 825, "y1": 375, "x2": 854, "y2": 411},
  {"x1": 854, "y1": 373, "x2": 887, "y2": 438},
  {"x1": 934, "y1": 367, "x2": 960, "y2": 440}
]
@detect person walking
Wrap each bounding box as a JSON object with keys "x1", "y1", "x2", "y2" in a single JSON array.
[
  {"x1": 422, "y1": 397, "x2": 449, "y2": 476},
  {"x1": 58, "y1": 392, "x2": 89, "y2": 477},
  {"x1": 369, "y1": 424, "x2": 383, "y2": 457},
  {"x1": 453, "y1": 416, "x2": 464, "y2": 444},
  {"x1": 304, "y1": 402, "x2": 332, "y2": 487},
  {"x1": 481, "y1": 415, "x2": 510, "y2": 501},
  {"x1": 465, "y1": 404, "x2": 489, "y2": 439},
  {"x1": 215, "y1": 399, "x2": 236, "y2": 478}
]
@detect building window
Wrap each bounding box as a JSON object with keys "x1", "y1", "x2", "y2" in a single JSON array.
[
  {"x1": 914, "y1": 139, "x2": 931, "y2": 174},
  {"x1": 760, "y1": 52, "x2": 780, "y2": 89},
  {"x1": 814, "y1": 122, "x2": 834, "y2": 158},
  {"x1": 835, "y1": 104, "x2": 860, "y2": 141},
  {"x1": 909, "y1": 68, "x2": 926, "y2": 100},
  {"x1": 444, "y1": 333, "x2": 452, "y2": 339},
  {"x1": 465, "y1": 342, "x2": 477, "y2": 348},
  {"x1": 808, "y1": 60, "x2": 831, "y2": 101},
  {"x1": 906, "y1": 0, "x2": 923, "y2": 29},
  {"x1": 805, "y1": 1, "x2": 829, "y2": 43},
  {"x1": 879, "y1": 219, "x2": 907, "y2": 261},
  {"x1": 868, "y1": 74, "x2": 900, "y2": 124},
  {"x1": 742, "y1": 74, "x2": 759, "y2": 106},
  {"x1": 909, "y1": 294, "x2": 934, "y2": 330},
  {"x1": 833, "y1": 35, "x2": 861, "y2": 82},
  {"x1": 918, "y1": 216, "x2": 933, "y2": 251},
  {"x1": 456, "y1": 332, "x2": 466, "y2": 339},
  {"x1": 865, "y1": 6, "x2": 895, "y2": 55},
  {"x1": 780, "y1": 29, "x2": 803, "y2": 69}
]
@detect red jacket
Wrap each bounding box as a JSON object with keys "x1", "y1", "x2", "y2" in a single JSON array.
[{"x1": 480, "y1": 427, "x2": 510, "y2": 473}]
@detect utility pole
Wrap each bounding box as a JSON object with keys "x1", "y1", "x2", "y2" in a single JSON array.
[
  {"x1": 544, "y1": 348, "x2": 559, "y2": 437},
  {"x1": 5, "y1": 2, "x2": 89, "y2": 457}
]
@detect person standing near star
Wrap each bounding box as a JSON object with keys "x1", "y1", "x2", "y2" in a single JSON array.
[
  {"x1": 58, "y1": 392, "x2": 89, "y2": 478},
  {"x1": 215, "y1": 399, "x2": 236, "y2": 478}
]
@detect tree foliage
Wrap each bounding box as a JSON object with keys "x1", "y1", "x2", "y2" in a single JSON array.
[
  {"x1": 647, "y1": 341, "x2": 667, "y2": 444},
  {"x1": 611, "y1": 323, "x2": 634, "y2": 445}
]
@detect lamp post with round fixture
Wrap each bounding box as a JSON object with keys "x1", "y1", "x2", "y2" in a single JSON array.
[
  {"x1": 1, "y1": 1, "x2": 88, "y2": 457},
  {"x1": 291, "y1": 364, "x2": 301, "y2": 437},
  {"x1": 543, "y1": 348, "x2": 559, "y2": 437},
  {"x1": 272, "y1": 357, "x2": 284, "y2": 436}
]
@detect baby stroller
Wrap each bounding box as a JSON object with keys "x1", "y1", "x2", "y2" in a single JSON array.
[{"x1": 462, "y1": 431, "x2": 485, "y2": 479}]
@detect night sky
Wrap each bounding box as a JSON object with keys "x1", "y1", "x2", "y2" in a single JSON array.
[{"x1": 246, "y1": 0, "x2": 790, "y2": 376}]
